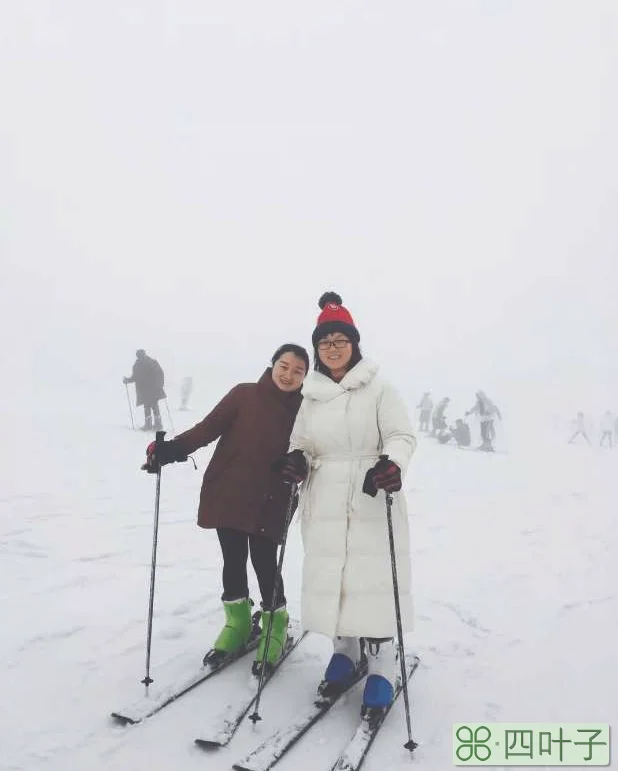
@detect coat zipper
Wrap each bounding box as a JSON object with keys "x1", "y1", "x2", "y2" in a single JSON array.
[{"x1": 336, "y1": 393, "x2": 354, "y2": 635}]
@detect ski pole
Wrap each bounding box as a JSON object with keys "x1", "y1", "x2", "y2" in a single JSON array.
[
  {"x1": 249, "y1": 481, "x2": 298, "y2": 724},
  {"x1": 164, "y1": 398, "x2": 175, "y2": 433},
  {"x1": 382, "y1": 462, "x2": 417, "y2": 751},
  {"x1": 141, "y1": 430, "x2": 166, "y2": 690},
  {"x1": 125, "y1": 383, "x2": 135, "y2": 430}
]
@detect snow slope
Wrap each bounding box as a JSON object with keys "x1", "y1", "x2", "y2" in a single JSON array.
[{"x1": 2, "y1": 390, "x2": 616, "y2": 771}]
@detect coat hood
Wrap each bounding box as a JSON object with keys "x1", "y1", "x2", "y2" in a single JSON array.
[{"x1": 301, "y1": 358, "x2": 379, "y2": 403}]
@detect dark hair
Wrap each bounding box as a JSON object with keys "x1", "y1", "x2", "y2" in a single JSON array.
[
  {"x1": 271, "y1": 343, "x2": 310, "y2": 373},
  {"x1": 314, "y1": 339, "x2": 363, "y2": 378}
]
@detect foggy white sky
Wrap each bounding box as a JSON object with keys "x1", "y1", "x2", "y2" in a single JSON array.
[{"x1": 1, "y1": 1, "x2": 617, "y2": 416}]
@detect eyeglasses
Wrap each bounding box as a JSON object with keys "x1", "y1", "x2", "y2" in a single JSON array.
[{"x1": 317, "y1": 339, "x2": 351, "y2": 350}]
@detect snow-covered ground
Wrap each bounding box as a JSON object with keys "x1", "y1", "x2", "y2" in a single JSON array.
[
  {"x1": 2, "y1": 390, "x2": 616, "y2": 771},
  {"x1": 3, "y1": 2, "x2": 617, "y2": 768}
]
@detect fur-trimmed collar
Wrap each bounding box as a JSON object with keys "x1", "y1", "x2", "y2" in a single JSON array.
[{"x1": 301, "y1": 359, "x2": 379, "y2": 402}]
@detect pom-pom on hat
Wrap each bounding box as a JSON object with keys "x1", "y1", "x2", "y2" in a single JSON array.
[{"x1": 312, "y1": 291, "x2": 360, "y2": 347}]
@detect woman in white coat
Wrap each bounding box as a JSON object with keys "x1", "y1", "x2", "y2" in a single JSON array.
[{"x1": 280, "y1": 292, "x2": 416, "y2": 710}]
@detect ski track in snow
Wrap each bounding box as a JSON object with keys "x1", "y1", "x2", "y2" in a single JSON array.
[{"x1": 1, "y1": 399, "x2": 616, "y2": 771}]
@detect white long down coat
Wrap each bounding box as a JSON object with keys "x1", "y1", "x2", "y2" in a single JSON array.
[{"x1": 289, "y1": 358, "x2": 416, "y2": 639}]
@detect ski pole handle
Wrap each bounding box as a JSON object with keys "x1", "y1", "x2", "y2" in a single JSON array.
[
  {"x1": 141, "y1": 431, "x2": 167, "y2": 473},
  {"x1": 379, "y1": 455, "x2": 397, "y2": 505}
]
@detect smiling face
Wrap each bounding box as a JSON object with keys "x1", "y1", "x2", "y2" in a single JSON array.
[
  {"x1": 316, "y1": 333, "x2": 353, "y2": 379},
  {"x1": 271, "y1": 351, "x2": 307, "y2": 392}
]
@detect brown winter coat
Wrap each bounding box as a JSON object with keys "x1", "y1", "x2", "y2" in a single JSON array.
[{"x1": 174, "y1": 369, "x2": 302, "y2": 542}]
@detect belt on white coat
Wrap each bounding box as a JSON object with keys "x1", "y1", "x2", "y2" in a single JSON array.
[{"x1": 311, "y1": 453, "x2": 378, "y2": 470}]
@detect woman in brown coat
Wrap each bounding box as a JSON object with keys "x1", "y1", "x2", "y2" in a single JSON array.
[{"x1": 146, "y1": 343, "x2": 308, "y2": 669}]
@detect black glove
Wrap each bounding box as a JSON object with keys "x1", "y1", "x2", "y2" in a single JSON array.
[
  {"x1": 362, "y1": 456, "x2": 402, "y2": 497},
  {"x1": 142, "y1": 440, "x2": 188, "y2": 473},
  {"x1": 279, "y1": 449, "x2": 308, "y2": 484}
]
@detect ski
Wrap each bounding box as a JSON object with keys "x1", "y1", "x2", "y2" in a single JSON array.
[
  {"x1": 232, "y1": 660, "x2": 368, "y2": 771},
  {"x1": 111, "y1": 614, "x2": 263, "y2": 725},
  {"x1": 330, "y1": 653, "x2": 420, "y2": 771},
  {"x1": 194, "y1": 620, "x2": 306, "y2": 749}
]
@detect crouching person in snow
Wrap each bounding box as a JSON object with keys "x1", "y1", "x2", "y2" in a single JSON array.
[
  {"x1": 452, "y1": 418, "x2": 471, "y2": 448},
  {"x1": 144, "y1": 344, "x2": 309, "y2": 671},
  {"x1": 279, "y1": 292, "x2": 416, "y2": 712}
]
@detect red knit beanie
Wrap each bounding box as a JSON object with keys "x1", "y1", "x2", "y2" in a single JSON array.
[{"x1": 312, "y1": 292, "x2": 360, "y2": 346}]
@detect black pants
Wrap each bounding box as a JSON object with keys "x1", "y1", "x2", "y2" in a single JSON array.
[{"x1": 217, "y1": 528, "x2": 285, "y2": 609}]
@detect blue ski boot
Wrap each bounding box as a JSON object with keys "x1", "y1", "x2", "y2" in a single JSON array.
[
  {"x1": 362, "y1": 638, "x2": 396, "y2": 709},
  {"x1": 319, "y1": 637, "x2": 366, "y2": 697}
]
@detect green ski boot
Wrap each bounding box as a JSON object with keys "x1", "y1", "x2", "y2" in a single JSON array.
[
  {"x1": 254, "y1": 606, "x2": 289, "y2": 674},
  {"x1": 213, "y1": 597, "x2": 252, "y2": 655}
]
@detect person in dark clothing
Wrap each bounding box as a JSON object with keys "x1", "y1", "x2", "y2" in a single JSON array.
[
  {"x1": 452, "y1": 419, "x2": 471, "y2": 447},
  {"x1": 144, "y1": 343, "x2": 309, "y2": 670},
  {"x1": 123, "y1": 349, "x2": 166, "y2": 431}
]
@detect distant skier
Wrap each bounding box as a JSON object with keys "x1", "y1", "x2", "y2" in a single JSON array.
[
  {"x1": 123, "y1": 349, "x2": 166, "y2": 431},
  {"x1": 179, "y1": 376, "x2": 194, "y2": 411},
  {"x1": 568, "y1": 411, "x2": 591, "y2": 445},
  {"x1": 416, "y1": 392, "x2": 433, "y2": 432},
  {"x1": 451, "y1": 418, "x2": 471, "y2": 448},
  {"x1": 466, "y1": 390, "x2": 501, "y2": 451},
  {"x1": 600, "y1": 410, "x2": 614, "y2": 448},
  {"x1": 431, "y1": 397, "x2": 450, "y2": 437}
]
